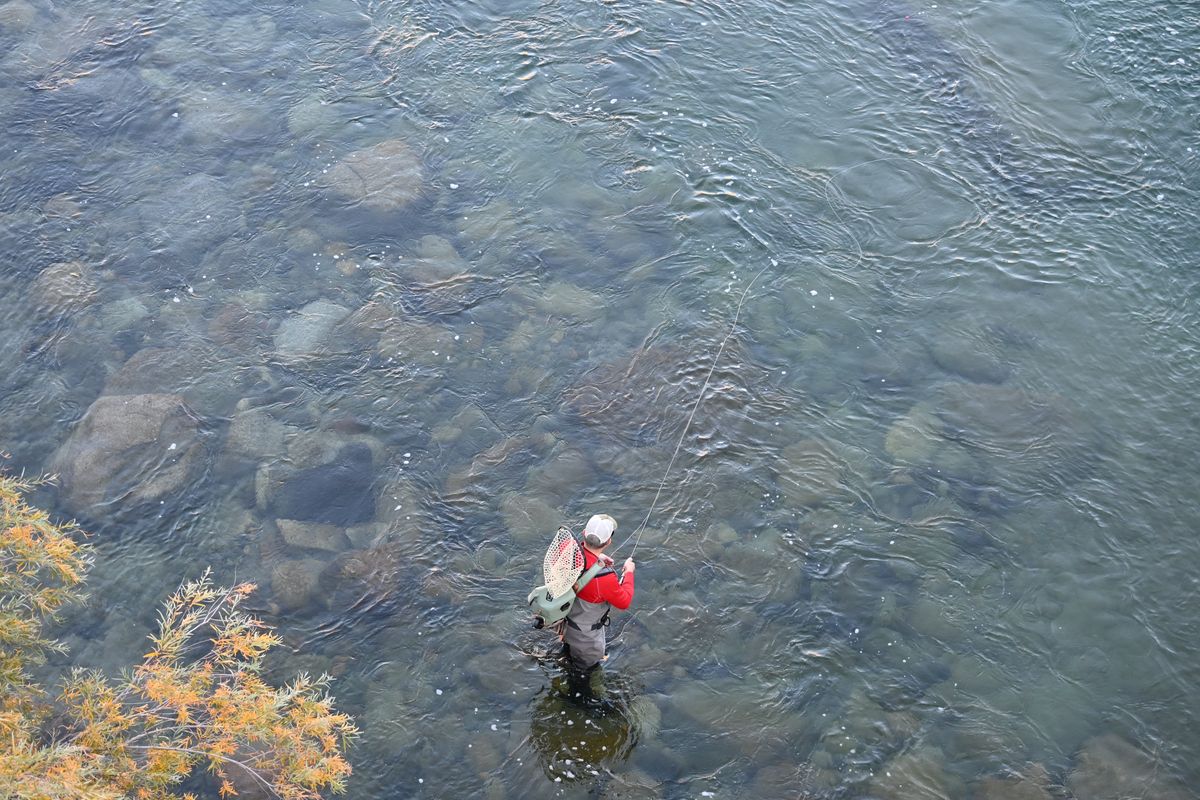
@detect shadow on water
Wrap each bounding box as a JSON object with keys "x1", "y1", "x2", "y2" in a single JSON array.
[{"x1": 524, "y1": 661, "x2": 662, "y2": 794}]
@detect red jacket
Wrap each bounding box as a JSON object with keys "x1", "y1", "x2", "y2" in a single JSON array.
[{"x1": 576, "y1": 547, "x2": 634, "y2": 609}]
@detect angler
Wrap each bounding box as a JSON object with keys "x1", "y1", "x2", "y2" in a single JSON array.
[{"x1": 560, "y1": 514, "x2": 635, "y2": 672}]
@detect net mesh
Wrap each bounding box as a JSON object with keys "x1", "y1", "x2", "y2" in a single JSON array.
[{"x1": 543, "y1": 527, "x2": 584, "y2": 597}]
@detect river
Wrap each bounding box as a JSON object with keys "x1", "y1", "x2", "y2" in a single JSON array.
[{"x1": 1, "y1": 0, "x2": 1198, "y2": 797}]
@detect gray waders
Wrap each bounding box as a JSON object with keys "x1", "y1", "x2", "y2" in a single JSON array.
[{"x1": 562, "y1": 580, "x2": 613, "y2": 670}]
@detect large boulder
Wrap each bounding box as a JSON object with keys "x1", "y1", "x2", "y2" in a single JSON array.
[
  {"x1": 50, "y1": 393, "x2": 202, "y2": 512},
  {"x1": 325, "y1": 139, "x2": 423, "y2": 212}
]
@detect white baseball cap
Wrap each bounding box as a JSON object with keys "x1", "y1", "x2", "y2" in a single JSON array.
[{"x1": 583, "y1": 514, "x2": 617, "y2": 545}]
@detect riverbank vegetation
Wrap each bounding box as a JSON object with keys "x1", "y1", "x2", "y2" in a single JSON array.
[{"x1": 0, "y1": 473, "x2": 356, "y2": 799}]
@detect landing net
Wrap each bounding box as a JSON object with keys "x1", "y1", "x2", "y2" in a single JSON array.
[{"x1": 543, "y1": 527, "x2": 584, "y2": 598}]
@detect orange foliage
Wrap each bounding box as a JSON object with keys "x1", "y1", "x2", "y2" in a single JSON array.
[{"x1": 0, "y1": 475, "x2": 357, "y2": 799}]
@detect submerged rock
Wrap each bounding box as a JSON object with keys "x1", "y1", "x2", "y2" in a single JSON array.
[
  {"x1": 103, "y1": 346, "x2": 243, "y2": 417},
  {"x1": 776, "y1": 439, "x2": 845, "y2": 507},
  {"x1": 499, "y1": 492, "x2": 559, "y2": 543},
  {"x1": 928, "y1": 330, "x2": 1010, "y2": 384},
  {"x1": 270, "y1": 557, "x2": 325, "y2": 612},
  {"x1": 50, "y1": 393, "x2": 202, "y2": 512},
  {"x1": 225, "y1": 404, "x2": 293, "y2": 461},
  {"x1": 431, "y1": 402, "x2": 502, "y2": 456},
  {"x1": 137, "y1": 174, "x2": 244, "y2": 261},
  {"x1": 97, "y1": 296, "x2": 150, "y2": 334},
  {"x1": 868, "y1": 744, "x2": 962, "y2": 800},
  {"x1": 276, "y1": 518, "x2": 351, "y2": 553},
  {"x1": 400, "y1": 235, "x2": 479, "y2": 315},
  {"x1": 562, "y1": 345, "x2": 692, "y2": 446},
  {"x1": 1067, "y1": 734, "x2": 1189, "y2": 800},
  {"x1": 208, "y1": 302, "x2": 270, "y2": 351},
  {"x1": 935, "y1": 381, "x2": 1090, "y2": 486},
  {"x1": 271, "y1": 443, "x2": 376, "y2": 525},
  {"x1": 274, "y1": 299, "x2": 351, "y2": 360},
  {"x1": 973, "y1": 764, "x2": 1053, "y2": 800},
  {"x1": 326, "y1": 139, "x2": 423, "y2": 212},
  {"x1": 287, "y1": 97, "x2": 342, "y2": 140},
  {"x1": 885, "y1": 403, "x2": 942, "y2": 464},
  {"x1": 31, "y1": 260, "x2": 99, "y2": 315},
  {"x1": 0, "y1": 1, "x2": 37, "y2": 31}
]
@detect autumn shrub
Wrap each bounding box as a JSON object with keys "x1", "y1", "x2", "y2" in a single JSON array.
[{"x1": 0, "y1": 474, "x2": 357, "y2": 799}]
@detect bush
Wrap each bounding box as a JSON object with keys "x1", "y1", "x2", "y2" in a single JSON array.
[{"x1": 0, "y1": 474, "x2": 357, "y2": 799}]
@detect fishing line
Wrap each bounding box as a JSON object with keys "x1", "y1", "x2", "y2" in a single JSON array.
[{"x1": 613, "y1": 257, "x2": 774, "y2": 558}]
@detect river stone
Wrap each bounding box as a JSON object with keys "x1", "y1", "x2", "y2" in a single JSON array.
[
  {"x1": 500, "y1": 492, "x2": 560, "y2": 543},
  {"x1": 776, "y1": 439, "x2": 844, "y2": 507},
  {"x1": 104, "y1": 346, "x2": 243, "y2": 416},
  {"x1": 31, "y1": 260, "x2": 99, "y2": 315},
  {"x1": 321, "y1": 542, "x2": 408, "y2": 600},
  {"x1": 287, "y1": 97, "x2": 342, "y2": 139},
  {"x1": 326, "y1": 139, "x2": 423, "y2": 212},
  {"x1": 524, "y1": 447, "x2": 595, "y2": 504},
  {"x1": 563, "y1": 344, "x2": 705, "y2": 444},
  {"x1": 274, "y1": 299, "x2": 352, "y2": 360},
  {"x1": 973, "y1": 765, "x2": 1053, "y2": 800},
  {"x1": 214, "y1": 13, "x2": 277, "y2": 67},
  {"x1": 467, "y1": 736, "x2": 502, "y2": 775},
  {"x1": 885, "y1": 403, "x2": 942, "y2": 464},
  {"x1": 137, "y1": 174, "x2": 244, "y2": 261},
  {"x1": 208, "y1": 302, "x2": 270, "y2": 350},
  {"x1": 225, "y1": 404, "x2": 292, "y2": 460},
  {"x1": 466, "y1": 647, "x2": 525, "y2": 695},
  {"x1": 928, "y1": 331, "x2": 1010, "y2": 384},
  {"x1": 868, "y1": 744, "x2": 962, "y2": 800},
  {"x1": 50, "y1": 393, "x2": 202, "y2": 512},
  {"x1": 935, "y1": 382, "x2": 1084, "y2": 483},
  {"x1": 401, "y1": 235, "x2": 480, "y2": 315},
  {"x1": 0, "y1": 0, "x2": 37, "y2": 30},
  {"x1": 627, "y1": 696, "x2": 661, "y2": 742},
  {"x1": 270, "y1": 557, "x2": 324, "y2": 612},
  {"x1": 598, "y1": 768, "x2": 662, "y2": 800},
  {"x1": 431, "y1": 402, "x2": 502, "y2": 456},
  {"x1": 375, "y1": 475, "x2": 423, "y2": 522},
  {"x1": 270, "y1": 443, "x2": 376, "y2": 525},
  {"x1": 1067, "y1": 734, "x2": 1189, "y2": 800},
  {"x1": 340, "y1": 300, "x2": 396, "y2": 345},
  {"x1": 377, "y1": 318, "x2": 458, "y2": 364},
  {"x1": 98, "y1": 296, "x2": 150, "y2": 333},
  {"x1": 276, "y1": 518, "x2": 350, "y2": 553}
]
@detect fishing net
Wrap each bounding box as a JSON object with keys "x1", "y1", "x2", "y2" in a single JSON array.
[{"x1": 543, "y1": 527, "x2": 584, "y2": 598}]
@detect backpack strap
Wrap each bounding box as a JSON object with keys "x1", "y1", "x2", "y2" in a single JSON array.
[{"x1": 573, "y1": 561, "x2": 609, "y2": 592}]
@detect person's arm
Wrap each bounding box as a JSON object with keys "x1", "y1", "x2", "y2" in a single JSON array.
[{"x1": 597, "y1": 570, "x2": 635, "y2": 609}]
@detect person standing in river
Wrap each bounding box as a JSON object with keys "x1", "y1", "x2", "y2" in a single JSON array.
[{"x1": 560, "y1": 514, "x2": 635, "y2": 672}]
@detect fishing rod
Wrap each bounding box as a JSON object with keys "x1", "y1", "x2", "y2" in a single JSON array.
[
  {"x1": 526, "y1": 260, "x2": 772, "y2": 629},
  {"x1": 613, "y1": 258, "x2": 774, "y2": 558}
]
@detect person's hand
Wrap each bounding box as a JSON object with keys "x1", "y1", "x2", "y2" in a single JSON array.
[
  {"x1": 599, "y1": 553, "x2": 614, "y2": 566},
  {"x1": 623, "y1": 558, "x2": 635, "y2": 574}
]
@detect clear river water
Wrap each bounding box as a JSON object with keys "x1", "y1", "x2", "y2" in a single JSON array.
[{"x1": 2, "y1": 0, "x2": 1198, "y2": 798}]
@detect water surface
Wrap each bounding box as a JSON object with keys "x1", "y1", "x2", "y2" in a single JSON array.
[{"x1": 2, "y1": 0, "x2": 1198, "y2": 797}]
